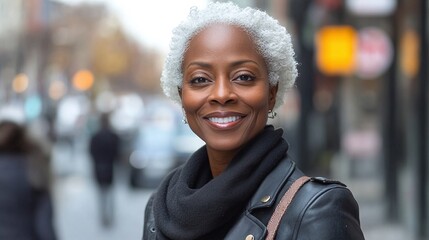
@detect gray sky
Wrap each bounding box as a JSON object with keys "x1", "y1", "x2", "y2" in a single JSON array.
[{"x1": 54, "y1": 0, "x2": 208, "y2": 52}]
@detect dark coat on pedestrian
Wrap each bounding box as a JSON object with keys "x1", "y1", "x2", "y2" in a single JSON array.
[
  {"x1": 0, "y1": 121, "x2": 57, "y2": 240},
  {"x1": 89, "y1": 118, "x2": 120, "y2": 186}
]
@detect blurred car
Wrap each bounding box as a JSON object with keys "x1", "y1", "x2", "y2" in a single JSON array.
[
  {"x1": 128, "y1": 97, "x2": 205, "y2": 188},
  {"x1": 173, "y1": 122, "x2": 205, "y2": 168},
  {"x1": 128, "y1": 97, "x2": 178, "y2": 188},
  {"x1": 54, "y1": 95, "x2": 90, "y2": 143}
]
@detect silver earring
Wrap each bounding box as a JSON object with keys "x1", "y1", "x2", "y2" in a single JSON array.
[
  {"x1": 268, "y1": 110, "x2": 277, "y2": 119},
  {"x1": 182, "y1": 108, "x2": 188, "y2": 124}
]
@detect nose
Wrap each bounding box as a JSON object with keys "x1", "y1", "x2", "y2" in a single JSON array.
[{"x1": 208, "y1": 77, "x2": 237, "y2": 105}]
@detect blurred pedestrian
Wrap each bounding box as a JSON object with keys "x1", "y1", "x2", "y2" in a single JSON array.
[
  {"x1": 0, "y1": 118, "x2": 57, "y2": 240},
  {"x1": 143, "y1": 2, "x2": 364, "y2": 240},
  {"x1": 89, "y1": 112, "x2": 121, "y2": 227}
]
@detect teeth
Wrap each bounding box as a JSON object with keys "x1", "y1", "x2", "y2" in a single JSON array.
[{"x1": 209, "y1": 116, "x2": 240, "y2": 124}]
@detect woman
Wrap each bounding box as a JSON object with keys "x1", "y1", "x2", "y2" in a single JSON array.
[
  {"x1": 0, "y1": 119, "x2": 57, "y2": 240},
  {"x1": 143, "y1": 2, "x2": 365, "y2": 240}
]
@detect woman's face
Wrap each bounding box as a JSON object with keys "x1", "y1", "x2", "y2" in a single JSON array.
[{"x1": 180, "y1": 24, "x2": 277, "y2": 156}]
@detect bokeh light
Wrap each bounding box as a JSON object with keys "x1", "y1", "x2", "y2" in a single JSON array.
[{"x1": 72, "y1": 70, "x2": 94, "y2": 91}]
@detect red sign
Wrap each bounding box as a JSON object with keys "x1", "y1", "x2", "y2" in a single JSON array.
[{"x1": 356, "y1": 27, "x2": 393, "y2": 79}]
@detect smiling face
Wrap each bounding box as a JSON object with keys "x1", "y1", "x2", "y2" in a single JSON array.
[{"x1": 180, "y1": 24, "x2": 277, "y2": 163}]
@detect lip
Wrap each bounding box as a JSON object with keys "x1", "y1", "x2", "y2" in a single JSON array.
[{"x1": 203, "y1": 111, "x2": 246, "y2": 130}]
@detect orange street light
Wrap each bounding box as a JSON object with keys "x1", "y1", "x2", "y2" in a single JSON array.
[{"x1": 72, "y1": 69, "x2": 94, "y2": 91}]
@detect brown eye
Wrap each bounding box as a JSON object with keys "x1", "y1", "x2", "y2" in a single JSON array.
[
  {"x1": 190, "y1": 77, "x2": 210, "y2": 84},
  {"x1": 234, "y1": 74, "x2": 255, "y2": 82}
]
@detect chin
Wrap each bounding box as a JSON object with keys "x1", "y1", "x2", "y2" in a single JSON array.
[{"x1": 206, "y1": 138, "x2": 244, "y2": 152}]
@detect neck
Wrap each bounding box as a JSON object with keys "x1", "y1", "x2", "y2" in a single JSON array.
[{"x1": 207, "y1": 147, "x2": 238, "y2": 177}]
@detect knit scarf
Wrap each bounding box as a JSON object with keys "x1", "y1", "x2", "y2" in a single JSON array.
[{"x1": 152, "y1": 125, "x2": 288, "y2": 239}]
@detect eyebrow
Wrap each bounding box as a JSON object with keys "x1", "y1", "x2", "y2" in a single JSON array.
[
  {"x1": 185, "y1": 59, "x2": 260, "y2": 69},
  {"x1": 185, "y1": 61, "x2": 211, "y2": 69}
]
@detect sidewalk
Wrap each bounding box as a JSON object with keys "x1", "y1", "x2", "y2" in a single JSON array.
[
  {"x1": 51, "y1": 141, "x2": 154, "y2": 240},
  {"x1": 364, "y1": 224, "x2": 414, "y2": 240},
  {"x1": 348, "y1": 179, "x2": 415, "y2": 240}
]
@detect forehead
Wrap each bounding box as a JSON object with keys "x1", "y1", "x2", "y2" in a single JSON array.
[
  {"x1": 192, "y1": 23, "x2": 254, "y2": 43},
  {"x1": 184, "y1": 23, "x2": 263, "y2": 62}
]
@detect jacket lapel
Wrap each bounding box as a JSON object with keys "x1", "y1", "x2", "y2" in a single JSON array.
[{"x1": 224, "y1": 157, "x2": 296, "y2": 240}]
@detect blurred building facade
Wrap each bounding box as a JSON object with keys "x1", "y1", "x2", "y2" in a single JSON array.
[
  {"x1": 0, "y1": 0, "x2": 164, "y2": 145},
  {"x1": 254, "y1": 0, "x2": 427, "y2": 239}
]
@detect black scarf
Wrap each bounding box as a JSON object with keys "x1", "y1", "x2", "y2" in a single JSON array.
[{"x1": 153, "y1": 125, "x2": 288, "y2": 240}]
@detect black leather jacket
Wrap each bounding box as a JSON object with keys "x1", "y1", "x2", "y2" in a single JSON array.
[{"x1": 143, "y1": 157, "x2": 365, "y2": 240}]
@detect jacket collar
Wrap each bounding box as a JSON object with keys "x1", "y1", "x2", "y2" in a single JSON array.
[{"x1": 248, "y1": 157, "x2": 295, "y2": 211}]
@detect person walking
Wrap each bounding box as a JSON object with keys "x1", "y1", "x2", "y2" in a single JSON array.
[
  {"x1": 0, "y1": 117, "x2": 57, "y2": 240},
  {"x1": 89, "y1": 113, "x2": 121, "y2": 227}
]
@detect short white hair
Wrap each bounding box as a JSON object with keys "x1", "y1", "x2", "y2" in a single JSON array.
[{"x1": 160, "y1": 1, "x2": 298, "y2": 110}]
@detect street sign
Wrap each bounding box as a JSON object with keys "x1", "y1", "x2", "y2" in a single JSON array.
[{"x1": 355, "y1": 27, "x2": 393, "y2": 79}]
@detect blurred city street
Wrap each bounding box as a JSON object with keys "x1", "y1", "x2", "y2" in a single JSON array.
[
  {"x1": 0, "y1": 0, "x2": 428, "y2": 239},
  {"x1": 51, "y1": 138, "x2": 154, "y2": 240}
]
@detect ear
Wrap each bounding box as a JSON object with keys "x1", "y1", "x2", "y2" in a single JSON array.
[{"x1": 268, "y1": 84, "x2": 278, "y2": 110}]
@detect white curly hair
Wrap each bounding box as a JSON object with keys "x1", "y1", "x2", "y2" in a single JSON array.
[{"x1": 160, "y1": 1, "x2": 298, "y2": 110}]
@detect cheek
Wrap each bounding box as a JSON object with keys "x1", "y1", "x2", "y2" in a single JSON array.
[
  {"x1": 181, "y1": 89, "x2": 204, "y2": 113},
  {"x1": 245, "y1": 88, "x2": 271, "y2": 110}
]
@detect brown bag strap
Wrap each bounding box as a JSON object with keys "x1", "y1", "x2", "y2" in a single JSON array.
[{"x1": 266, "y1": 176, "x2": 311, "y2": 240}]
